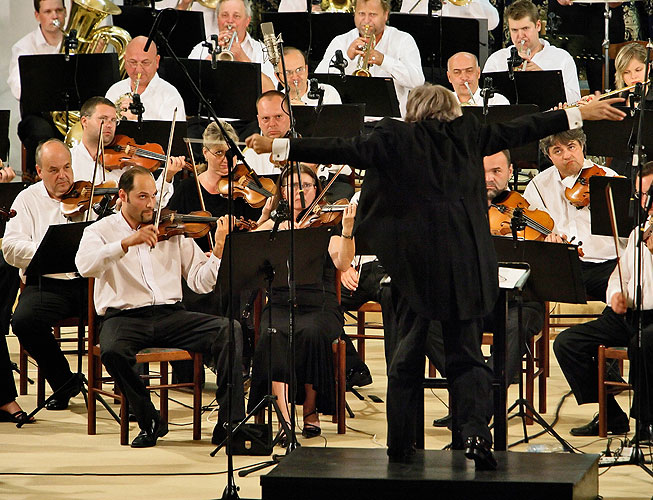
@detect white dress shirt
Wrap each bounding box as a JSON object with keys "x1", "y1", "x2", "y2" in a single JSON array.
[
  {"x1": 482, "y1": 39, "x2": 581, "y2": 104},
  {"x1": 299, "y1": 83, "x2": 342, "y2": 106},
  {"x1": 454, "y1": 87, "x2": 510, "y2": 106},
  {"x1": 8, "y1": 26, "x2": 61, "y2": 100},
  {"x1": 243, "y1": 148, "x2": 281, "y2": 176},
  {"x1": 523, "y1": 159, "x2": 625, "y2": 263},
  {"x1": 71, "y1": 142, "x2": 175, "y2": 207},
  {"x1": 105, "y1": 73, "x2": 187, "y2": 121},
  {"x1": 188, "y1": 32, "x2": 277, "y2": 83},
  {"x1": 606, "y1": 225, "x2": 653, "y2": 308},
  {"x1": 314, "y1": 26, "x2": 425, "y2": 117},
  {"x1": 75, "y1": 212, "x2": 221, "y2": 315},
  {"x1": 278, "y1": 0, "x2": 310, "y2": 11},
  {"x1": 3, "y1": 182, "x2": 75, "y2": 280},
  {"x1": 400, "y1": 0, "x2": 499, "y2": 30}
]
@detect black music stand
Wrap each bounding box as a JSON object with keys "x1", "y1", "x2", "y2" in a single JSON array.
[
  {"x1": 481, "y1": 70, "x2": 566, "y2": 111},
  {"x1": 116, "y1": 120, "x2": 189, "y2": 158},
  {"x1": 291, "y1": 104, "x2": 364, "y2": 138},
  {"x1": 0, "y1": 110, "x2": 9, "y2": 162},
  {"x1": 211, "y1": 228, "x2": 332, "y2": 467},
  {"x1": 113, "y1": 6, "x2": 206, "y2": 58},
  {"x1": 589, "y1": 176, "x2": 634, "y2": 238},
  {"x1": 312, "y1": 74, "x2": 400, "y2": 117},
  {"x1": 18, "y1": 54, "x2": 120, "y2": 122},
  {"x1": 583, "y1": 109, "x2": 653, "y2": 158},
  {"x1": 158, "y1": 58, "x2": 261, "y2": 121},
  {"x1": 462, "y1": 104, "x2": 540, "y2": 162}
]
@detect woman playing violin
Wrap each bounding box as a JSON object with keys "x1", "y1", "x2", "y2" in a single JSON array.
[{"x1": 249, "y1": 164, "x2": 356, "y2": 440}]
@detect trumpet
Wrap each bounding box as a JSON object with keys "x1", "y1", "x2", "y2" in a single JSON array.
[
  {"x1": 115, "y1": 72, "x2": 141, "y2": 120},
  {"x1": 291, "y1": 79, "x2": 305, "y2": 105},
  {"x1": 352, "y1": 25, "x2": 375, "y2": 77},
  {"x1": 217, "y1": 25, "x2": 237, "y2": 62},
  {"x1": 519, "y1": 40, "x2": 531, "y2": 71}
]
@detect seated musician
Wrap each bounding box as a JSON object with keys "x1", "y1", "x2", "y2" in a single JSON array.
[
  {"x1": 523, "y1": 129, "x2": 624, "y2": 300},
  {"x1": 188, "y1": 0, "x2": 276, "y2": 87},
  {"x1": 71, "y1": 96, "x2": 184, "y2": 207},
  {"x1": 249, "y1": 164, "x2": 356, "y2": 441},
  {"x1": 9, "y1": 0, "x2": 67, "y2": 181},
  {"x1": 105, "y1": 37, "x2": 186, "y2": 122},
  {"x1": 3, "y1": 139, "x2": 86, "y2": 411},
  {"x1": 447, "y1": 52, "x2": 509, "y2": 107},
  {"x1": 399, "y1": 0, "x2": 499, "y2": 31},
  {"x1": 482, "y1": 0, "x2": 581, "y2": 105},
  {"x1": 275, "y1": 47, "x2": 342, "y2": 106},
  {"x1": 553, "y1": 162, "x2": 653, "y2": 443},
  {"x1": 314, "y1": 0, "x2": 425, "y2": 116},
  {"x1": 75, "y1": 166, "x2": 245, "y2": 447}
]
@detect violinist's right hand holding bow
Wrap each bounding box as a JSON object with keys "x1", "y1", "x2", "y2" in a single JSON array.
[
  {"x1": 121, "y1": 224, "x2": 158, "y2": 252},
  {"x1": 611, "y1": 292, "x2": 628, "y2": 315},
  {"x1": 212, "y1": 215, "x2": 232, "y2": 259}
]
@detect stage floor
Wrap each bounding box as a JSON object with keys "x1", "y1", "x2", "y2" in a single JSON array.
[{"x1": 1, "y1": 320, "x2": 651, "y2": 499}]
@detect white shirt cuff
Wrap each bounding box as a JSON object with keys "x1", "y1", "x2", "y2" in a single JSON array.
[
  {"x1": 272, "y1": 138, "x2": 290, "y2": 162},
  {"x1": 564, "y1": 107, "x2": 583, "y2": 130}
]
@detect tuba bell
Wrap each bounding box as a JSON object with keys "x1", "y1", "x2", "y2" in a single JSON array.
[
  {"x1": 320, "y1": 0, "x2": 353, "y2": 12},
  {"x1": 51, "y1": 0, "x2": 132, "y2": 145}
]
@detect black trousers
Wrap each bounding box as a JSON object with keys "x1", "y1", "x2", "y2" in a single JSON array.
[
  {"x1": 425, "y1": 301, "x2": 545, "y2": 385},
  {"x1": 99, "y1": 304, "x2": 245, "y2": 430},
  {"x1": 11, "y1": 278, "x2": 87, "y2": 392},
  {"x1": 554, "y1": 307, "x2": 653, "y2": 424},
  {"x1": 0, "y1": 251, "x2": 20, "y2": 406},
  {"x1": 17, "y1": 114, "x2": 62, "y2": 176},
  {"x1": 386, "y1": 286, "x2": 493, "y2": 454},
  {"x1": 581, "y1": 259, "x2": 617, "y2": 301}
]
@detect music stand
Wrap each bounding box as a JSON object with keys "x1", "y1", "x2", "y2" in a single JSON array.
[
  {"x1": 582, "y1": 109, "x2": 653, "y2": 158},
  {"x1": 0, "y1": 110, "x2": 9, "y2": 162},
  {"x1": 312, "y1": 74, "x2": 400, "y2": 117},
  {"x1": 481, "y1": 70, "x2": 566, "y2": 111},
  {"x1": 462, "y1": 105, "x2": 540, "y2": 162},
  {"x1": 116, "y1": 120, "x2": 189, "y2": 158},
  {"x1": 19, "y1": 54, "x2": 120, "y2": 122},
  {"x1": 291, "y1": 104, "x2": 364, "y2": 138},
  {"x1": 589, "y1": 176, "x2": 634, "y2": 238},
  {"x1": 260, "y1": 12, "x2": 312, "y2": 56},
  {"x1": 158, "y1": 58, "x2": 261, "y2": 120},
  {"x1": 113, "y1": 6, "x2": 206, "y2": 58},
  {"x1": 0, "y1": 182, "x2": 29, "y2": 238}
]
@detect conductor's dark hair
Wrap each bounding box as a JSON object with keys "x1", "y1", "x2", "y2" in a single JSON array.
[
  {"x1": 119, "y1": 166, "x2": 154, "y2": 194},
  {"x1": 35, "y1": 0, "x2": 66, "y2": 12}
]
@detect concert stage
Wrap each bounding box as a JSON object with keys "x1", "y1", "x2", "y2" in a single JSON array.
[{"x1": 261, "y1": 447, "x2": 599, "y2": 500}]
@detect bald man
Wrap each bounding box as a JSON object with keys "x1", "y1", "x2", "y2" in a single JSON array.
[
  {"x1": 105, "y1": 36, "x2": 186, "y2": 122},
  {"x1": 447, "y1": 52, "x2": 509, "y2": 107}
]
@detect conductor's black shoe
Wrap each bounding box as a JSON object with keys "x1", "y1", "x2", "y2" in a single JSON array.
[
  {"x1": 464, "y1": 436, "x2": 498, "y2": 471},
  {"x1": 131, "y1": 416, "x2": 168, "y2": 448},
  {"x1": 45, "y1": 373, "x2": 83, "y2": 411},
  {"x1": 570, "y1": 413, "x2": 629, "y2": 436},
  {"x1": 432, "y1": 413, "x2": 452, "y2": 429},
  {"x1": 212, "y1": 421, "x2": 229, "y2": 445},
  {"x1": 346, "y1": 366, "x2": 372, "y2": 390},
  {"x1": 631, "y1": 424, "x2": 653, "y2": 446},
  {"x1": 387, "y1": 445, "x2": 416, "y2": 463}
]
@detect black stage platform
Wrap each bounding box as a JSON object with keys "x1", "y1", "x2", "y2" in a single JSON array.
[{"x1": 261, "y1": 447, "x2": 599, "y2": 500}]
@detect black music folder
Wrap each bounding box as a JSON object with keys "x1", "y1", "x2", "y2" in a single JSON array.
[
  {"x1": 312, "y1": 74, "x2": 400, "y2": 117},
  {"x1": 291, "y1": 104, "x2": 364, "y2": 138},
  {"x1": 583, "y1": 108, "x2": 653, "y2": 158},
  {"x1": 480, "y1": 70, "x2": 566, "y2": 111},
  {"x1": 25, "y1": 222, "x2": 93, "y2": 277},
  {"x1": 589, "y1": 176, "x2": 634, "y2": 238}
]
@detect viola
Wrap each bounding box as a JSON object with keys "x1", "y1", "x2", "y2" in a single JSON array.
[
  {"x1": 104, "y1": 135, "x2": 193, "y2": 173},
  {"x1": 489, "y1": 191, "x2": 554, "y2": 241},
  {"x1": 156, "y1": 209, "x2": 257, "y2": 242},
  {"x1": 297, "y1": 198, "x2": 349, "y2": 228},
  {"x1": 564, "y1": 164, "x2": 607, "y2": 209},
  {"x1": 217, "y1": 163, "x2": 277, "y2": 208},
  {"x1": 60, "y1": 180, "x2": 118, "y2": 219}
]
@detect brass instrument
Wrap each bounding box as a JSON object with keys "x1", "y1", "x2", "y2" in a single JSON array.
[
  {"x1": 52, "y1": 0, "x2": 132, "y2": 146},
  {"x1": 115, "y1": 72, "x2": 141, "y2": 120},
  {"x1": 463, "y1": 81, "x2": 476, "y2": 105},
  {"x1": 320, "y1": 0, "x2": 353, "y2": 12},
  {"x1": 352, "y1": 25, "x2": 375, "y2": 78},
  {"x1": 519, "y1": 40, "x2": 531, "y2": 71},
  {"x1": 216, "y1": 25, "x2": 237, "y2": 62},
  {"x1": 291, "y1": 80, "x2": 305, "y2": 105},
  {"x1": 183, "y1": 0, "x2": 219, "y2": 9},
  {"x1": 445, "y1": 0, "x2": 472, "y2": 5}
]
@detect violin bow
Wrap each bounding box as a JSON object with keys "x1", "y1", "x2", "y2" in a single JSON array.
[
  {"x1": 154, "y1": 108, "x2": 178, "y2": 232},
  {"x1": 606, "y1": 183, "x2": 627, "y2": 300},
  {"x1": 297, "y1": 165, "x2": 346, "y2": 226},
  {"x1": 86, "y1": 121, "x2": 104, "y2": 222},
  {"x1": 185, "y1": 139, "x2": 214, "y2": 251}
]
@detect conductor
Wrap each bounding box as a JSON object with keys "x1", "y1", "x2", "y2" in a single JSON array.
[{"x1": 245, "y1": 84, "x2": 625, "y2": 469}]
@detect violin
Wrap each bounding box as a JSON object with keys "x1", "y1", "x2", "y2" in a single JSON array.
[
  {"x1": 60, "y1": 180, "x2": 118, "y2": 219},
  {"x1": 217, "y1": 163, "x2": 277, "y2": 208},
  {"x1": 0, "y1": 207, "x2": 16, "y2": 223},
  {"x1": 104, "y1": 135, "x2": 193, "y2": 173},
  {"x1": 156, "y1": 209, "x2": 257, "y2": 242},
  {"x1": 297, "y1": 198, "x2": 349, "y2": 228},
  {"x1": 564, "y1": 164, "x2": 606, "y2": 209},
  {"x1": 489, "y1": 191, "x2": 554, "y2": 241}
]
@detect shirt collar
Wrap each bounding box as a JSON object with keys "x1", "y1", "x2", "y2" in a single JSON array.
[{"x1": 35, "y1": 26, "x2": 58, "y2": 49}]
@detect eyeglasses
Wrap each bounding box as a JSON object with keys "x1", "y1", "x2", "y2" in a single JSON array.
[
  {"x1": 283, "y1": 182, "x2": 316, "y2": 192},
  {"x1": 125, "y1": 59, "x2": 154, "y2": 68},
  {"x1": 284, "y1": 66, "x2": 307, "y2": 78},
  {"x1": 206, "y1": 149, "x2": 227, "y2": 159}
]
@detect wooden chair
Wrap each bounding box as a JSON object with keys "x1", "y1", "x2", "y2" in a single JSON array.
[
  {"x1": 347, "y1": 301, "x2": 384, "y2": 363},
  {"x1": 597, "y1": 344, "x2": 632, "y2": 438},
  {"x1": 86, "y1": 279, "x2": 204, "y2": 445}
]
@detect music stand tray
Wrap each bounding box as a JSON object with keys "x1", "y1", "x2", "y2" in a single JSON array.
[
  {"x1": 481, "y1": 70, "x2": 566, "y2": 111},
  {"x1": 291, "y1": 104, "x2": 364, "y2": 138},
  {"x1": 589, "y1": 176, "x2": 634, "y2": 238},
  {"x1": 312, "y1": 74, "x2": 400, "y2": 117},
  {"x1": 25, "y1": 222, "x2": 93, "y2": 278}
]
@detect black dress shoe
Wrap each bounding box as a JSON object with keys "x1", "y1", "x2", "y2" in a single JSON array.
[
  {"x1": 631, "y1": 424, "x2": 653, "y2": 446},
  {"x1": 432, "y1": 413, "x2": 452, "y2": 429},
  {"x1": 387, "y1": 445, "x2": 416, "y2": 463},
  {"x1": 131, "y1": 417, "x2": 169, "y2": 448},
  {"x1": 45, "y1": 374, "x2": 83, "y2": 411},
  {"x1": 464, "y1": 436, "x2": 498, "y2": 470},
  {"x1": 570, "y1": 413, "x2": 629, "y2": 437},
  {"x1": 346, "y1": 366, "x2": 373, "y2": 390}
]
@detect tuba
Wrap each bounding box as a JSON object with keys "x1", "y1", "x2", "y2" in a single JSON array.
[
  {"x1": 52, "y1": 0, "x2": 132, "y2": 146},
  {"x1": 320, "y1": 0, "x2": 353, "y2": 12}
]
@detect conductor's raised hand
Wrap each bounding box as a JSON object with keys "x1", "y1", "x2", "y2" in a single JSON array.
[
  {"x1": 121, "y1": 224, "x2": 158, "y2": 252},
  {"x1": 245, "y1": 134, "x2": 274, "y2": 154},
  {"x1": 578, "y1": 95, "x2": 626, "y2": 121}
]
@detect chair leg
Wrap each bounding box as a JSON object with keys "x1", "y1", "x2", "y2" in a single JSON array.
[
  {"x1": 193, "y1": 353, "x2": 202, "y2": 440},
  {"x1": 357, "y1": 311, "x2": 366, "y2": 362},
  {"x1": 525, "y1": 337, "x2": 535, "y2": 425},
  {"x1": 120, "y1": 396, "x2": 129, "y2": 445},
  {"x1": 88, "y1": 352, "x2": 98, "y2": 436},
  {"x1": 19, "y1": 343, "x2": 28, "y2": 395},
  {"x1": 37, "y1": 369, "x2": 45, "y2": 408},
  {"x1": 598, "y1": 345, "x2": 608, "y2": 438},
  {"x1": 160, "y1": 361, "x2": 168, "y2": 424},
  {"x1": 536, "y1": 333, "x2": 547, "y2": 414},
  {"x1": 337, "y1": 339, "x2": 346, "y2": 434}
]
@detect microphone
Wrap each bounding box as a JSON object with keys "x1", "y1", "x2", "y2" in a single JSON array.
[
  {"x1": 261, "y1": 22, "x2": 280, "y2": 68},
  {"x1": 330, "y1": 49, "x2": 348, "y2": 77},
  {"x1": 144, "y1": 9, "x2": 165, "y2": 53},
  {"x1": 64, "y1": 29, "x2": 78, "y2": 62},
  {"x1": 269, "y1": 199, "x2": 289, "y2": 241},
  {"x1": 307, "y1": 79, "x2": 322, "y2": 99},
  {"x1": 508, "y1": 46, "x2": 521, "y2": 81}
]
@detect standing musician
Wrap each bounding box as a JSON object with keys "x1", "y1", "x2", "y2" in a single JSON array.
[
  {"x1": 523, "y1": 129, "x2": 624, "y2": 300},
  {"x1": 314, "y1": 0, "x2": 425, "y2": 117},
  {"x1": 3, "y1": 139, "x2": 86, "y2": 412},
  {"x1": 105, "y1": 37, "x2": 186, "y2": 122},
  {"x1": 248, "y1": 165, "x2": 356, "y2": 441},
  {"x1": 74, "y1": 166, "x2": 245, "y2": 448},
  {"x1": 482, "y1": 0, "x2": 581, "y2": 105},
  {"x1": 9, "y1": 0, "x2": 67, "y2": 181},
  {"x1": 188, "y1": 0, "x2": 276, "y2": 86},
  {"x1": 71, "y1": 97, "x2": 184, "y2": 207},
  {"x1": 399, "y1": 0, "x2": 499, "y2": 31},
  {"x1": 245, "y1": 83, "x2": 626, "y2": 468},
  {"x1": 553, "y1": 162, "x2": 653, "y2": 443},
  {"x1": 447, "y1": 52, "x2": 509, "y2": 107}
]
